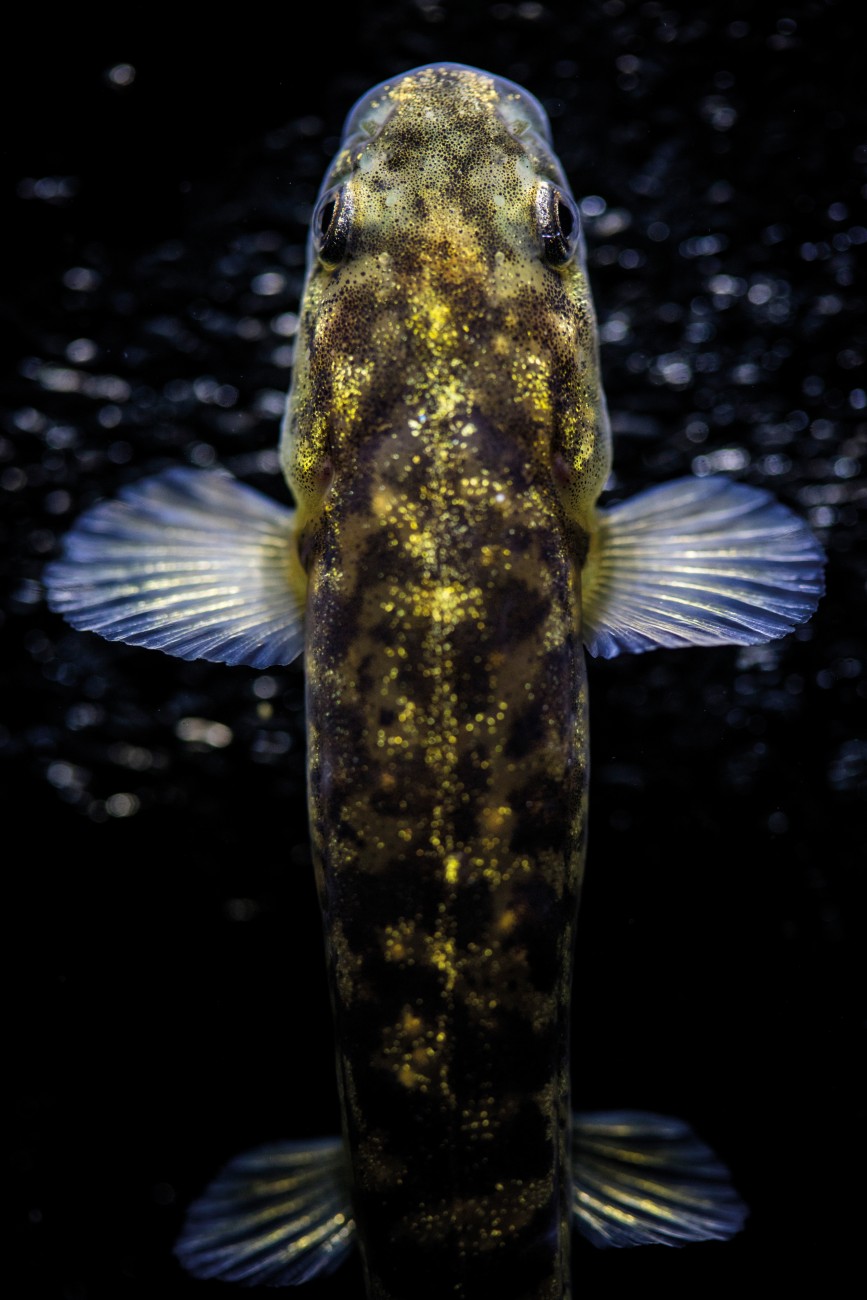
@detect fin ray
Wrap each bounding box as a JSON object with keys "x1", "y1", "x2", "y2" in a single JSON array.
[
  {"x1": 581, "y1": 476, "x2": 825, "y2": 658},
  {"x1": 572, "y1": 1110, "x2": 748, "y2": 1248},
  {"x1": 175, "y1": 1137, "x2": 355, "y2": 1286},
  {"x1": 43, "y1": 467, "x2": 306, "y2": 668}
]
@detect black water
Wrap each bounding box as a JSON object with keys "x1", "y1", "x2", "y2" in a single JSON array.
[{"x1": 6, "y1": 6, "x2": 864, "y2": 1296}]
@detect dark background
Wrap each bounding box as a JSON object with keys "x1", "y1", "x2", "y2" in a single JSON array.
[{"x1": 5, "y1": 3, "x2": 864, "y2": 1295}]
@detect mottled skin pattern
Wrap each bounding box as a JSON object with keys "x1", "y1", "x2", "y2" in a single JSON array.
[{"x1": 280, "y1": 66, "x2": 611, "y2": 1300}]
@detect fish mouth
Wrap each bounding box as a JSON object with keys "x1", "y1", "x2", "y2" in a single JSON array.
[{"x1": 340, "y1": 62, "x2": 553, "y2": 147}]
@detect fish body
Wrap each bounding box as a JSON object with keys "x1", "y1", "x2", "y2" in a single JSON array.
[
  {"x1": 45, "y1": 64, "x2": 825, "y2": 1299},
  {"x1": 291, "y1": 66, "x2": 598, "y2": 1297},
  {"x1": 305, "y1": 417, "x2": 584, "y2": 1297}
]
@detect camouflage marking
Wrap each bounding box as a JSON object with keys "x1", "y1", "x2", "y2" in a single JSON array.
[{"x1": 282, "y1": 65, "x2": 606, "y2": 1300}]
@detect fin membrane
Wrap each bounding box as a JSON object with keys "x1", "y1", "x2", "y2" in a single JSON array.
[
  {"x1": 43, "y1": 467, "x2": 306, "y2": 669},
  {"x1": 572, "y1": 1110, "x2": 748, "y2": 1247},
  {"x1": 175, "y1": 1136, "x2": 355, "y2": 1286},
  {"x1": 582, "y1": 475, "x2": 825, "y2": 658}
]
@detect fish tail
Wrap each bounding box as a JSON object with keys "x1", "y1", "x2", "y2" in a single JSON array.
[
  {"x1": 174, "y1": 1136, "x2": 355, "y2": 1285},
  {"x1": 571, "y1": 1110, "x2": 747, "y2": 1247}
]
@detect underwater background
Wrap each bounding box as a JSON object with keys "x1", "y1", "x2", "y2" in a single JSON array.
[{"x1": 5, "y1": 3, "x2": 864, "y2": 1295}]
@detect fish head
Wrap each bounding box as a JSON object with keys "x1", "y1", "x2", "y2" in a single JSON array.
[{"x1": 281, "y1": 62, "x2": 611, "y2": 549}]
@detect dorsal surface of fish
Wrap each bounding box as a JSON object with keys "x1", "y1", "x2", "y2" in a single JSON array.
[
  {"x1": 289, "y1": 65, "x2": 598, "y2": 1300},
  {"x1": 44, "y1": 63, "x2": 825, "y2": 1300}
]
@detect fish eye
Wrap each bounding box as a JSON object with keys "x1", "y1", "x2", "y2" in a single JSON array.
[
  {"x1": 535, "y1": 185, "x2": 580, "y2": 267},
  {"x1": 313, "y1": 186, "x2": 353, "y2": 266}
]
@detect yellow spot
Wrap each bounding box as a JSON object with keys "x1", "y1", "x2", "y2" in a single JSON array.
[
  {"x1": 426, "y1": 933, "x2": 458, "y2": 993},
  {"x1": 496, "y1": 908, "x2": 519, "y2": 935},
  {"x1": 372, "y1": 486, "x2": 396, "y2": 517},
  {"x1": 444, "y1": 854, "x2": 460, "y2": 885},
  {"x1": 401, "y1": 1008, "x2": 422, "y2": 1035}
]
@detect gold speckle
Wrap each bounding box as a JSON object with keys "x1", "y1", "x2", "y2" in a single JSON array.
[{"x1": 281, "y1": 59, "x2": 600, "y2": 1286}]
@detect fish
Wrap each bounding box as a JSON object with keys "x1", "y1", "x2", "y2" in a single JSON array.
[{"x1": 44, "y1": 63, "x2": 825, "y2": 1299}]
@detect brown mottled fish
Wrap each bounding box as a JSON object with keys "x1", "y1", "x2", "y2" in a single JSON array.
[{"x1": 45, "y1": 64, "x2": 824, "y2": 1299}]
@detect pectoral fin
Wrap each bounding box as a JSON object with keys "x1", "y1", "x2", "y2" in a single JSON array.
[
  {"x1": 175, "y1": 1137, "x2": 355, "y2": 1285},
  {"x1": 581, "y1": 476, "x2": 825, "y2": 658},
  {"x1": 572, "y1": 1110, "x2": 748, "y2": 1247},
  {"x1": 43, "y1": 467, "x2": 306, "y2": 668}
]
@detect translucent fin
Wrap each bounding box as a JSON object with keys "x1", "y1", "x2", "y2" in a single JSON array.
[
  {"x1": 572, "y1": 1110, "x2": 748, "y2": 1248},
  {"x1": 43, "y1": 467, "x2": 306, "y2": 668},
  {"x1": 581, "y1": 476, "x2": 825, "y2": 658},
  {"x1": 175, "y1": 1137, "x2": 355, "y2": 1286}
]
